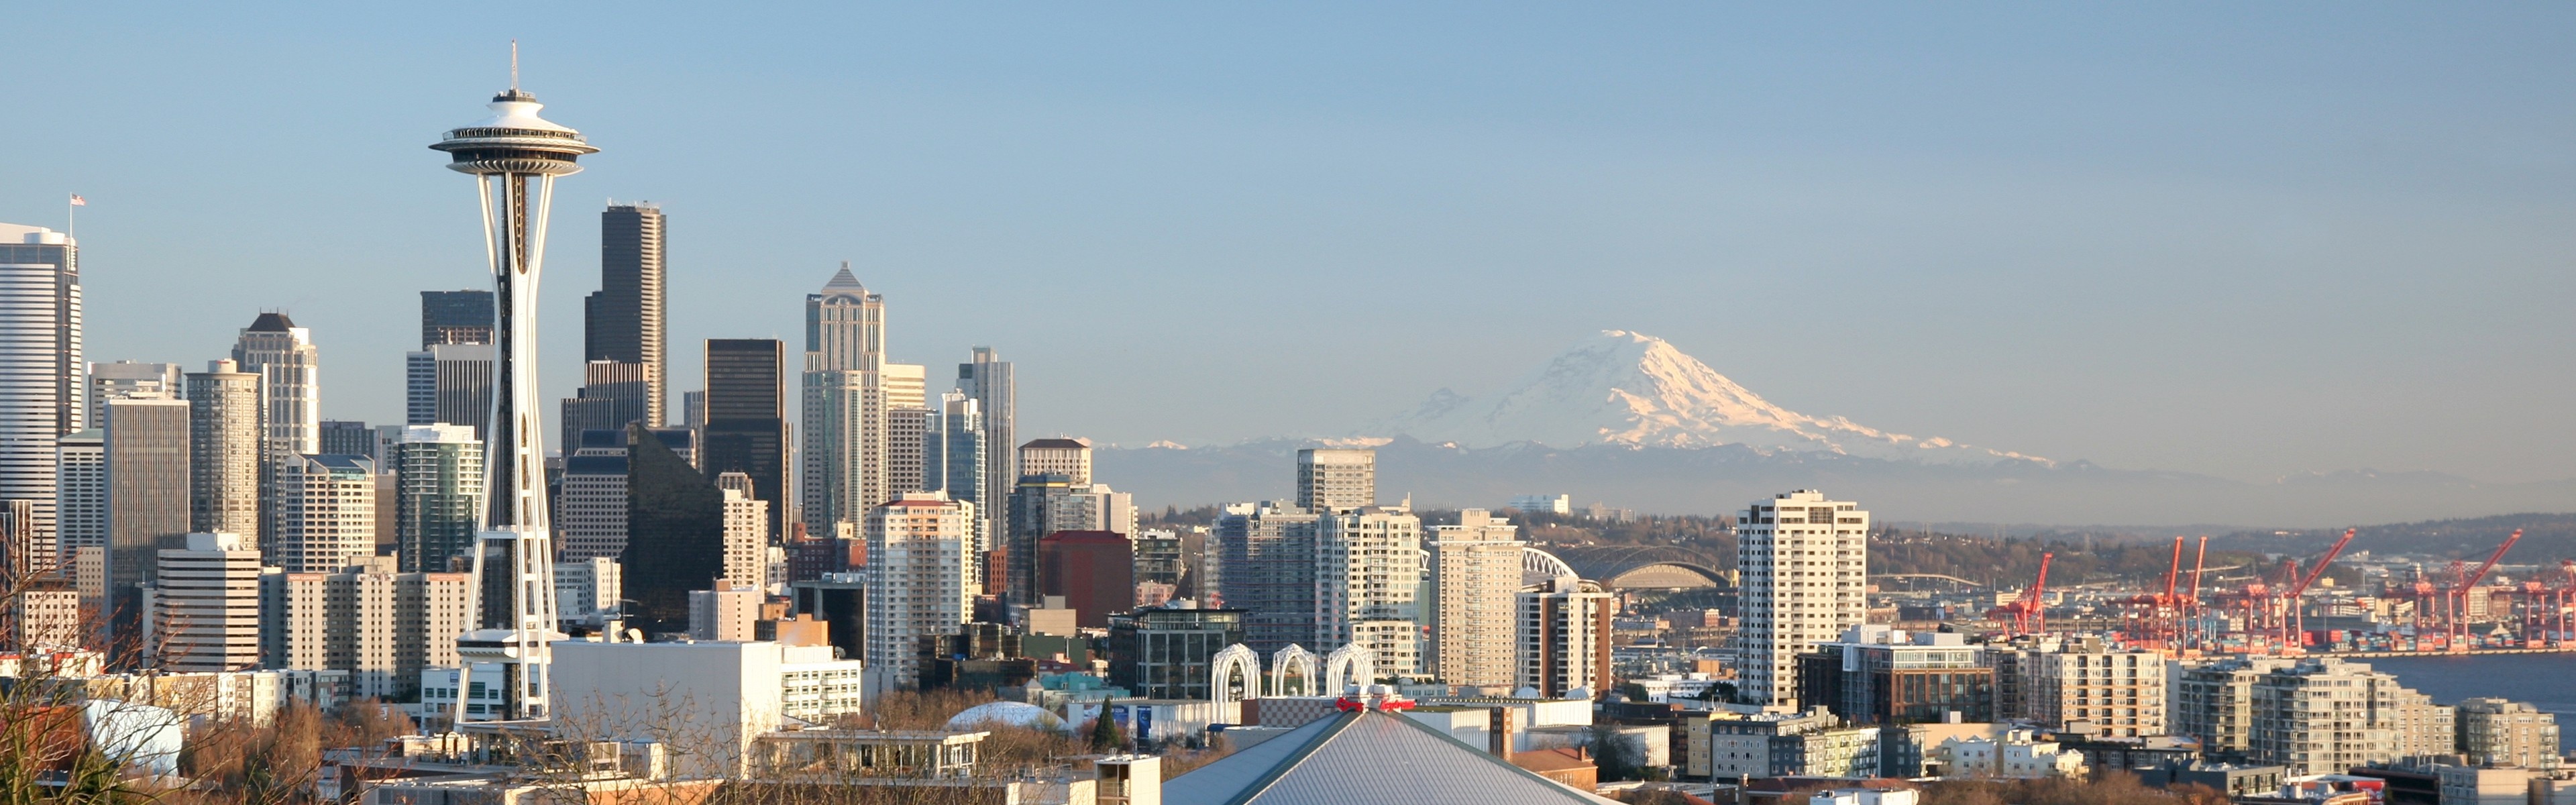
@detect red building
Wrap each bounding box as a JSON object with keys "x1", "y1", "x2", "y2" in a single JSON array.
[{"x1": 1038, "y1": 531, "x2": 1134, "y2": 629}]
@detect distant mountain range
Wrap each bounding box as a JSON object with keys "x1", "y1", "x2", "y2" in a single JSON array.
[{"x1": 1092, "y1": 330, "x2": 2576, "y2": 527}]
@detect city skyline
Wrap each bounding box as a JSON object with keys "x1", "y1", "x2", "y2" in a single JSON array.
[{"x1": 11, "y1": 5, "x2": 2576, "y2": 492}]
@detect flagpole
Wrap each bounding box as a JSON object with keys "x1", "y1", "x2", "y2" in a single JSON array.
[{"x1": 66, "y1": 194, "x2": 73, "y2": 240}]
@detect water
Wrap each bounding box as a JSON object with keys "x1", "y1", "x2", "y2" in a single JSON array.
[{"x1": 2353, "y1": 653, "x2": 2576, "y2": 749}]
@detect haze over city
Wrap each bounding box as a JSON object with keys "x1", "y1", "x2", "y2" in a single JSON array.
[{"x1": 13, "y1": 3, "x2": 2576, "y2": 496}]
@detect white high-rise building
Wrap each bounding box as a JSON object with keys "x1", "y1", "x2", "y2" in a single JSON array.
[
  {"x1": 2005, "y1": 635, "x2": 2168, "y2": 738},
  {"x1": 232, "y1": 312, "x2": 321, "y2": 458},
  {"x1": 52, "y1": 430, "x2": 104, "y2": 572},
  {"x1": 2241, "y1": 657, "x2": 2453, "y2": 775},
  {"x1": 1427, "y1": 508, "x2": 1523, "y2": 689},
  {"x1": 555, "y1": 557, "x2": 622, "y2": 621},
  {"x1": 801, "y1": 266, "x2": 886, "y2": 534},
  {"x1": 275, "y1": 454, "x2": 376, "y2": 574},
  {"x1": 1296, "y1": 448, "x2": 1375, "y2": 513},
  {"x1": 718, "y1": 472, "x2": 770, "y2": 589},
  {"x1": 147, "y1": 531, "x2": 262, "y2": 673},
  {"x1": 883, "y1": 362, "x2": 930, "y2": 494},
  {"x1": 864, "y1": 492, "x2": 973, "y2": 694},
  {"x1": 1737, "y1": 490, "x2": 1869, "y2": 706},
  {"x1": 1517, "y1": 575, "x2": 1613, "y2": 698},
  {"x1": 0, "y1": 225, "x2": 81, "y2": 570},
  {"x1": 185, "y1": 360, "x2": 263, "y2": 537},
  {"x1": 1316, "y1": 506, "x2": 1424, "y2": 678},
  {"x1": 1018, "y1": 438, "x2": 1092, "y2": 486}
]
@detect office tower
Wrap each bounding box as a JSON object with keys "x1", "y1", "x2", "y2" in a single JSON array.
[
  {"x1": 800, "y1": 267, "x2": 885, "y2": 536},
  {"x1": 0, "y1": 225, "x2": 80, "y2": 570},
  {"x1": 864, "y1": 492, "x2": 973, "y2": 693},
  {"x1": 0, "y1": 499, "x2": 34, "y2": 582},
  {"x1": 955, "y1": 348, "x2": 1014, "y2": 545},
  {"x1": 588, "y1": 203, "x2": 666, "y2": 427},
  {"x1": 688, "y1": 583, "x2": 761, "y2": 642},
  {"x1": 883, "y1": 362, "x2": 930, "y2": 495},
  {"x1": 1517, "y1": 575, "x2": 1613, "y2": 699},
  {"x1": 1427, "y1": 508, "x2": 1522, "y2": 689},
  {"x1": 1296, "y1": 448, "x2": 1375, "y2": 513},
  {"x1": 1131, "y1": 529, "x2": 1185, "y2": 604},
  {"x1": 1315, "y1": 506, "x2": 1424, "y2": 678},
  {"x1": 54, "y1": 430, "x2": 103, "y2": 569},
  {"x1": 554, "y1": 430, "x2": 629, "y2": 562},
  {"x1": 560, "y1": 360, "x2": 651, "y2": 457},
  {"x1": 421, "y1": 289, "x2": 495, "y2": 347},
  {"x1": 1020, "y1": 438, "x2": 1091, "y2": 485},
  {"x1": 1795, "y1": 625, "x2": 1994, "y2": 726},
  {"x1": 185, "y1": 360, "x2": 262, "y2": 538},
  {"x1": 1106, "y1": 608, "x2": 1246, "y2": 700},
  {"x1": 407, "y1": 343, "x2": 494, "y2": 437},
  {"x1": 11, "y1": 588, "x2": 77, "y2": 652},
  {"x1": 146, "y1": 531, "x2": 261, "y2": 672},
  {"x1": 1004, "y1": 469, "x2": 1134, "y2": 607},
  {"x1": 706, "y1": 339, "x2": 786, "y2": 539},
  {"x1": 1737, "y1": 490, "x2": 1868, "y2": 706},
  {"x1": 88, "y1": 361, "x2": 181, "y2": 427},
  {"x1": 716, "y1": 472, "x2": 769, "y2": 589},
  {"x1": 682, "y1": 391, "x2": 706, "y2": 432},
  {"x1": 2458, "y1": 698, "x2": 2561, "y2": 769},
  {"x1": 1039, "y1": 531, "x2": 1133, "y2": 629},
  {"x1": 101, "y1": 397, "x2": 191, "y2": 651},
  {"x1": 431, "y1": 81, "x2": 594, "y2": 721},
  {"x1": 2005, "y1": 636, "x2": 2168, "y2": 738},
  {"x1": 622, "y1": 427, "x2": 722, "y2": 633},
  {"x1": 1214, "y1": 501, "x2": 1322, "y2": 655},
  {"x1": 232, "y1": 313, "x2": 321, "y2": 458},
  {"x1": 922, "y1": 392, "x2": 987, "y2": 545},
  {"x1": 260, "y1": 556, "x2": 471, "y2": 701},
  {"x1": 395, "y1": 424, "x2": 484, "y2": 573},
  {"x1": 275, "y1": 453, "x2": 375, "y2": 573},
  {"x1": 319, "y1": 420, "x2": 374, "y2": 458}
]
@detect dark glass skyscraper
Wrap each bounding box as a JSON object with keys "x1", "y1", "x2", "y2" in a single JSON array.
[
  {"x1": 419, "y1": 289, "x2": 494, "y2": 348},
  {"x1": 622, "y1": 427, "x2": 721, "y2": 633},
  {"x1": 702, "y1": 339, "x2": 786, "y2": 538},
  {"x1": 586, "y1": 203, "x2": 665, "y2": 426}
]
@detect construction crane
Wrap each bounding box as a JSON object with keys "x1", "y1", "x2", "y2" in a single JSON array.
[
  {"x1": 2116, "y1": 537, "x2": 2192, "y2": 648},
  {"x1": 2446, "y1": 529, "x2": 2522, "y2": 648},
  {"x1": 1988, "y1": 551, "x2": 2053, "y2": 637},
  {"x1": 2275, "y1": 527, "x2": 2357, "y2": 650}
]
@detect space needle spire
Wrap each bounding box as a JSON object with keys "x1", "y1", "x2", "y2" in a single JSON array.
[{"x1": 429, "y1": 54, "x2": 596, "y2": 723}]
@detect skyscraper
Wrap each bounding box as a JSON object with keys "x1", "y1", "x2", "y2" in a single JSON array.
[
  {"x1": 407, "y1": 343, "x2": 494, "y2": 437},
  {"x1": 801, "y1": 267, "x2": 885, "y2": 535},
  {"x1": 922, "y1": 392, "x2": 985, "y2": 551},
  {"x1": 0, "y1": 224, "x2": 82, "y2": 570},
  {"x1": 955, "y1": 347, "x2": 1013, "y2": 551},
  {"x1": 396, "y1": 424, "x2": 484, "y2": 574},
  {"x1": 102, "y1": 397, "x2": 191, "y2": 650},
  {"x1": 587, "y1": 203, "x2": 665, "y2": 426},
  {"x1": 88, "y1": 361, "x2": 181, "y2": 427},
  {"x1": 54, "y1": 430, "x2": 103, "y2": 571},
  {"x1": 1019, "y1": 438, "x2": 1091, "y2": 485},
  {"x1": 232, "y1": 312, "x2": 321, "y2": 458},
  {"x1": 1315, "y1": 506, "x2": 1424, "y2": 677},
  {"x1": 554, "y1": 430, "x2": 629, "y2": 563},
  {"x1": 706, "y1": 339, "x2": 787, "y2": 539},
  {"x1": 185, "y1": 360, "x2": 262, "y2": 537},
  {"x1": 420, "y1": 289, "x2": 495, "y2": 347},
  {"x1": 430, "y1": 81, "x2": 596, "y2": 720},
  {"x1": 1427, "y1": 508, "x2": 1523, "y2": 690},
  {"x1": 622, "y1": 427, "x2": 722, "y2": 633},
  {"x1": 1214, "y1": 500, "x2": 1322, "y2": 655},
  {"x1": 1296, "y1": 448, "x2": 1375, "y2": 513},
  {"x1": 1517, "y1": 576, "x2": 1614, "y2": 699},
  {"x1": 276, "y1": 453, "x2": 376, "y2": 573},
  {"x1": 865, "y1": 492, "x2": 974, "y2": 694},
  {"x1": 1737, "y1": 490, "x2": 1869, "y2": 706},
  {"x1": 559, "y1": 360, "x2": 650, "y2": 456},
  {"x1": 883, "y1": 363, "x2": 929, "y2": 495},
  {"x1": 320, "y1": 420, "x2": 376, "y2": 458},
  {"x1": 259, "y1": 555, "x2": 471, "y2": 702},
  {"x1": 716, "y1": 472, "x2": 769, "y2": 590},
  {"x1": 147, "y1": 531, "x2": 262, "y2": 673}
]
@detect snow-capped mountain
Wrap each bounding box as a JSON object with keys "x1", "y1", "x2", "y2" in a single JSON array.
[{"x1": 1370, "y1": 329, "x2": 2048, "y2": 466}]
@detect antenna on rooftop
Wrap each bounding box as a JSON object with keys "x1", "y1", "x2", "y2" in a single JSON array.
[{"x1": 510, "y1": 40, "x2": 520, "y2": 91}]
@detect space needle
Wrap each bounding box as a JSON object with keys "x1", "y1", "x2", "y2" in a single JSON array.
[{"x1": 429, "y1": 56, "x2": 596, "y2": 723}]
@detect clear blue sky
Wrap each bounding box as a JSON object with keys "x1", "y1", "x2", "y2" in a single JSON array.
[{"x1": 11, "y1": 3, "x2": 2574, "y2": 483}]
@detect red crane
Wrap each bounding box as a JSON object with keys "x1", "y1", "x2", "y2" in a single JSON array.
[
  {"x1": 2447, "y1": 529, "x2": 2522, "y2": 647},
  {"x1": 2116, "y1": 537, "x2": 2192, "y2": 648},
  {"x1": 2276, "y1": 528, "x2": 2357, "y2": 649},
  {"x1": 1988, "y1": 551, "x2": 2053, "y2": 637}
]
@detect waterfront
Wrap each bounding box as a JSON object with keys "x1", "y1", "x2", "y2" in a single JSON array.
[{"x1": 2362, "y1": 653, "x2": 2576, "y2": 749}]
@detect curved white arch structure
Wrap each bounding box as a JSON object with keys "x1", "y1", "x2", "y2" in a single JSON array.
[
  {"x1": 1523, "y1": 546, "x2": 1580, "y2": 586},
  {"x1": 1321, "y1": 643, "x2": 1376, "y2": 695},
  {"x1": 1271, "y1": 644, "x2": 1318, "y2": 697},
  {"x1": 1210, "y1": 643, "x2": 1262, "y2": 712}
]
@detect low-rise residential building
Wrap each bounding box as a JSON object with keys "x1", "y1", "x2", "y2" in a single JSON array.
[
  {"x1": 2456, "y1": 698, "x2": 2560, "y2": 770},
  {"x1": 1930, "y1": 728, "x2": 2086, "y2": 779},
  {"x1": 1688, "y1": 708, "x2": 1880, "y2": 780}
]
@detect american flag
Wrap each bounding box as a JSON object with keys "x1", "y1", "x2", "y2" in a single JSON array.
[{"x1": 68, "y1": 195, "x2": 85, "y2": 207}]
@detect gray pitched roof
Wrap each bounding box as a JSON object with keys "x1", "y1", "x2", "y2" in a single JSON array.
[{"x1": 1165, "y1": 711, "x2": 1618, "y2": 805}]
